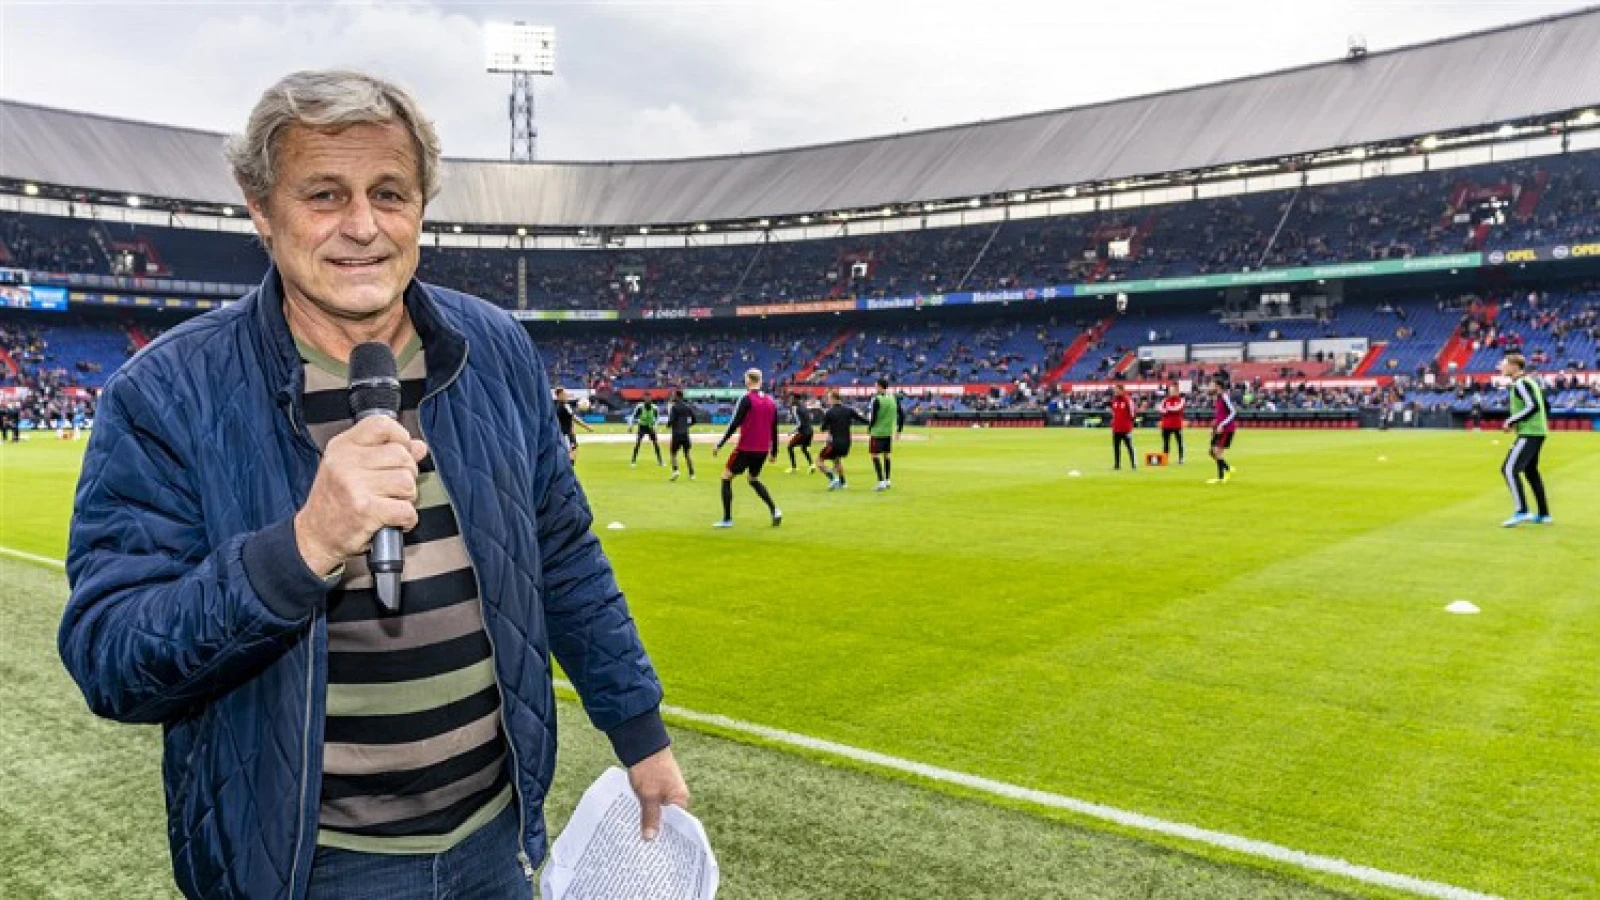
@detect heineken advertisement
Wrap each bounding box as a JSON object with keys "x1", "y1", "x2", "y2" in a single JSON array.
[
  {"x1": 683, "y1": 387, "x2": 747, "y2": 401},
  {"x1": 1073, "y1": 253, "x2": 1482, "y2": 296}
]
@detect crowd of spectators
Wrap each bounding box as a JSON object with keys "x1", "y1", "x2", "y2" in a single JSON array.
[{"x1": 0, "y1": 319, "x2": 100, "y2": 434}]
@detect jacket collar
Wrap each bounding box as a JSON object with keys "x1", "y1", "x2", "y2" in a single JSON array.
[{"x1": 251, "y1": 265, "x2": 468, "y2": 405}]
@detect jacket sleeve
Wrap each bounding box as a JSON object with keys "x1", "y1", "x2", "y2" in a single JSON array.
[
  {"x1": 58, "y1": 372, "x2": 329, "y2": 725},
  {"x1": 523, "y1": 341, "x2": 669, "y2": 765}
]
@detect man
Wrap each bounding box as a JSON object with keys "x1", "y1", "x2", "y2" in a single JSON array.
[
  {"x1": 818, "y1": 389, "x2": 869, "y2": 490},
  {"x1": 866, "y1": 377, "x2": 904, "y2": 491},
  {"x1": 630, "y1": 396, "x2": 664, "y2": 468},
  {"x1": 785, "y1": 393, "x2": 816, "y2": 474},
  {"x1": 57, "y1": 71, "x2": 687, "y2": 900},
  {"x1": 1109, "y1": 384, "x2": 1137, "y2": 471},
  {"x1": 554, "y1": 386, "x2": 594, "y2": 462},
  {"x1": 712, "y1": 368, "x2": 781, "y2": 527},
  {"x1": 1206, "y1": 375, "x2": 1239, "y2": 484},
  {"x1": 1499, "y1": 352, "x2": 1552, "y2": 526},
  {"x1": 1158, "y1": 382, "x2": 1186, "y2": 464},
  {"x1": 667, "y1": 388, "x2": 696, "y2": 481}
]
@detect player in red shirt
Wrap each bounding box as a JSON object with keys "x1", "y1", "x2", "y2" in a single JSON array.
[
  {"x1": 1206, "y1": 375, "x2": 1238, "y2": 484},
  {"x1": 1158, "y1": 383, "x2": 1186, "y2": 464},
  {"x1": 1109, "y1": 384, "x2": 1137, "y2": 471},
  {"x1": 712, "y1": 368, "x2": 782, "y2": 527}
]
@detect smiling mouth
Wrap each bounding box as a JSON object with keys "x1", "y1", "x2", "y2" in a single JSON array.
[{"x1": 328, "y1": 256, "x2": 388, "y2": 269}]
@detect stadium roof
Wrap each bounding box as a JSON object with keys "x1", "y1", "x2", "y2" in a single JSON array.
[{"x1": 5, "y1": 6, "x2": 1600, "y2": 228}]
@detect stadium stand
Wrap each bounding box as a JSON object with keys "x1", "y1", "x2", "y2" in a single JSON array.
[{"x1": 6, "y1": 151, "x2": 1600, "y2": 311}]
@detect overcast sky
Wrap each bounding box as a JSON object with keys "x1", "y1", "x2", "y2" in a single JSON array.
[{"x1": 0, "y1": 0, "x2": 1587, "y2": 162}]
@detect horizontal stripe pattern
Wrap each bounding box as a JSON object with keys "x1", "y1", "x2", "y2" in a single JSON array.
[{"x1": 297, "y1": 337, "x2": 509, "y2": 854}]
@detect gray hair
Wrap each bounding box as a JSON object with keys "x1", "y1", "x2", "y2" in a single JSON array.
[{"x1": 225, "y1": 69, "x2": 442, "y2": 204}]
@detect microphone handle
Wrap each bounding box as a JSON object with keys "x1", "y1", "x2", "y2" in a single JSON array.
[
  {"x1": 355, "y1": 407, "x2": 405, "y2": 613},
  {"x1": 370, "y1": 527, "x2": 404, "y2": 613}
]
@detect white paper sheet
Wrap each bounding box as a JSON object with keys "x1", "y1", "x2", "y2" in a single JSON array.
[{"x1": 540, "y1": 767, "x2": 718, "y2": 900}]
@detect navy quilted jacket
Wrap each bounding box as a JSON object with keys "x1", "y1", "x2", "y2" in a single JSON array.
[{"x1": 59, "y1": 269, "x2": 668, "y2": 899}]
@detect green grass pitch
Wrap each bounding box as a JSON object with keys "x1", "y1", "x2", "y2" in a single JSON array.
[{"x1": 2, "y1": 426, "x2": 1596, "y2": 898}]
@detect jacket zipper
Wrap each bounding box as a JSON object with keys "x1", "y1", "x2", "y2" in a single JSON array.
[
  {"x1": 283, "y1": 393, "x2": 323, "y2": 899},
  {"x1": 417, "y1": 343, "x2": 537, "y2": 882}
]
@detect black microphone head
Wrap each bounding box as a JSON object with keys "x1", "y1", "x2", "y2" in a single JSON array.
[{"x1": 348, "y1": 342, "x2": 401, "y2": 418}]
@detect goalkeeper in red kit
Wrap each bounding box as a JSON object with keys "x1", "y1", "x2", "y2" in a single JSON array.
[
  {"x1": 1158, "y1": 383, "x2": 1186, "y2": 464},
  {"x1": 1109, "y1": 384, "x2": 1137, "y2": 471}
]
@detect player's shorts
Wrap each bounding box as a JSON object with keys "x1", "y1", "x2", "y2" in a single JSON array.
[
  {"x1": 1161, "y1": 426, "x2": 1183, "y2": 436},
  {"x1": 670, "y1": 433, "x2": 692, "y2": 453},
  {"x1": 1211, "y1": 430, "x2": 1235, "y2": 450},
  {"x1": 869, "y1": 436, "x2": 893, "y2": 455},
  {"x1": 726, "y1": 450, "x2": 771, "y2": 478},
  {"x1": 819, "y1": 441, "x2": 850, "y2": 461},
  {"x1": 636, "y1": 425, "x2": 657, "y2": 440},
  {"x1": 789, "y1": 431, "x2": 813, "y2": 449},
  {"x1": 564, "y1": 432, "x2": 578, "y2": 451}
]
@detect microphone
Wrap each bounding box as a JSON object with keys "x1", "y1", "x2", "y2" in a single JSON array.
[{"x1": 349, "y1": 342, "x2": 404, "y2": 613}]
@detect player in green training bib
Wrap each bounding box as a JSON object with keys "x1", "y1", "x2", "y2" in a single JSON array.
[
  {"x1": 1498, "y1": 352, "x2": 1552, "y2": 527},
  {"x1": 631, "y1": 398, "x2": 664, "y2": 467},
  {"x1": 867, "y1": 377, "x2": 904, "y2": 491}
]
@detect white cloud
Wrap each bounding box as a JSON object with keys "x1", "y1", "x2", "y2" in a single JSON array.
[{"x1": 0, "y1": 0, "x2": 1588, "y2": 161}]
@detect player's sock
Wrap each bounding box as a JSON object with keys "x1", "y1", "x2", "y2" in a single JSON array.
[
  {"x1": 884, "y1": 458, "x2": 892, "y2": 480},
  {"x1": 872, "y1": 458, "x2": 884, "y2": 482},
  {"x1": 1216, "y1": 459, "x2": 1226, "y2": 479},
  {"x1": 788, "y1": 447, "x2": 797, "y2": 469},
  {"x1": 721, "y1": 481, "x2": 733, "y2": 521},
  {"x1": 802, "y1": 447, "x2": 813, "y2": 465},
  {"x1": 751, "y1": 480, "x2": 776, "y2": 514},
  {"x1": 654, "y1": 445, "x2": 663, "y2": 465}
]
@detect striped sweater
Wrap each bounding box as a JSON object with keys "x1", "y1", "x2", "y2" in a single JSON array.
[{"x1": 298, "y1": 336, "x2": 512, "y2": 854}]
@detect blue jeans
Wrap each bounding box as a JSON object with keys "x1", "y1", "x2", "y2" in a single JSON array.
[{"x1": 306, "y1": 803, "x2": 532, "y2": 900}]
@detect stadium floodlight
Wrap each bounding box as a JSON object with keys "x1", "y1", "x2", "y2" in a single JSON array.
[
  {"x1": 1578, "y1": 109, "x2": 1598, "y2": 125},
  {"x1": 1421, "y1": 135, "x2": 1441, "y2": 150},
  {"x1": 799, "y1": 215, "x2": 812, "y2": 224},
  {"x1": 126, "y1": 195, "x2": 142, "y2": 207},
  {"x1": 516, "y1": 226, "x2": 528, "y2": 237},
  {"x1": 639, "y1": 226, "x2": 650, "y2": 235},
  {"x1": 758, "y1": 219, "x2": 770, "y2": 227},
  {"x1": 451, "y1": 224, "x2": 463, "y2": 233},
  {"x1": 696, "y1": 223, "x2": 709, "y2": 232},
  {"x1": 221, "y1": 205, "x2": 234, "y2": 216},
  {"x1": 1064, "y1": 186, "x2": 1077, "y2": 198},
  {"x1": 968, "y1": 198, "x2": 981, "y2": 209},
  {"x1": 1351, "y1": 146, "x2": 1368, "y2": 160},
  {"x1": 881, "y1": 206, "x2": 894, "y2": 217},
  {"x1": 22, "y1": 183, "x2": 39, "y2": 196},
  {"x1": 1497, "y1": 124, "x2": 1517, "y2": 138},
  {"x1": 486, "y1": 22, "x2": 555, "y2": 161}
]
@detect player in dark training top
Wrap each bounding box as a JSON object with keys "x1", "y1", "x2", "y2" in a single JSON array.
[
  {"x1": 712, "y1": 368, "x2": 782, "y2": 528},
  {"x1": 786, "y1": 394, "x2": 816, "y2": 474},
  {"x1": 667, "y1": 389, "x2": 697, "y2": 482},
  {"x1": 553, "y1": 387, "x2": 593, "y2": 462},
  {"x1": 818, "y1": 389, "x2": 869, "y2": 490},
  {"x1": 631, "y1": 398, "x2": 664, "y2": 468},
  {"x1": 1206, "y1": 376, "x2": 1238, "y2": 484}
]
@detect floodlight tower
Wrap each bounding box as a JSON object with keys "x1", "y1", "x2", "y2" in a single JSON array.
[{"x1": 486, "y1": 22, "x2": 556, "y2": 161}]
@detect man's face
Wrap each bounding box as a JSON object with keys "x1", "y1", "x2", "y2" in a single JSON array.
[{"x1": 247, "y1": 122, "x2": 423, "y2": 321}]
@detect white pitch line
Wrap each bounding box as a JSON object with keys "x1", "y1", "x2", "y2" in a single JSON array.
[
  {"x1": 555, "y1": 679, "x2": 1500, "y2": 900},
  {"x1": 0, "y1": 545, "x2": 66, "y2": 569},
  {"x1": 0, "y1": 549, "x2": 1497, "y2": 900}
]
